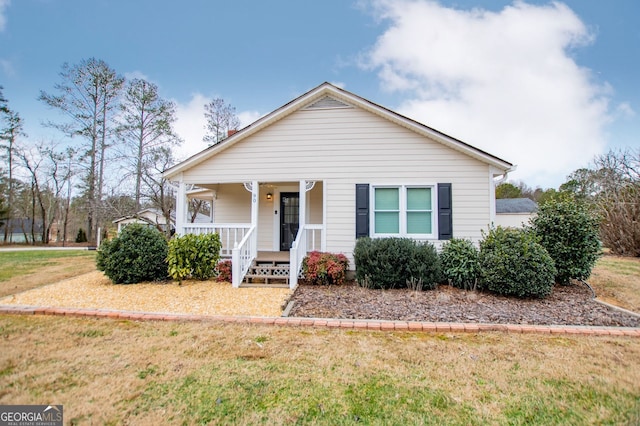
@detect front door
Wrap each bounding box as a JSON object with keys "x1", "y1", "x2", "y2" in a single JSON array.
[{"x1": 280, "y1": 192, "x2": 299, "y2": 251}]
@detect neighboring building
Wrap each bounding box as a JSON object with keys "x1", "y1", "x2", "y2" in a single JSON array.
[
  {"x1": 495, "y1": 198, "x2": 539, "y2": 228},
  {"x1": 113, "y1": 208, "x2": 173, "y2": 234},
  {"x1": 163, "y1": 82, "x2": 514, "y2": 287},
  {"x1": 113, "y1": 208, "x2": 212, "y2": 234}
]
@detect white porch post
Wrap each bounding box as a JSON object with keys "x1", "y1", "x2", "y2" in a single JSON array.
[
  {"x1": 251, "y1": 180, "x2": 259, "y2": 259},
  {"x1": 175, "y1": 181, "x2": 187, "y2": 235},
  {"x1": 232, "y1": 180, "x2": 259, "y2": 288},
  {"x1": 290, "y1": 180, "x2": 312, "y2": 289},
  {"x1": 251, "y1": 180, "x2": 259, "y2": 227},
  {"x1": 298, "y1": 180, "x2": 306, "y2": 232}
]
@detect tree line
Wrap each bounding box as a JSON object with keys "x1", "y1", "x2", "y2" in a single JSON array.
[
  {"x1": 497, "y1": 148, "x2": 640, "y2": 257},
  {"x1": 0, "y1": 57, "x2": 239, "y2": 244}
]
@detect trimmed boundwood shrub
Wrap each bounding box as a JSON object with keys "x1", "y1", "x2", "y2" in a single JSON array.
[
  {"x1": 353, "y1": 237, "x2": 441, "y2": 290},
  {"x1": 478, "y1": 227, "x2": 556, "y2": 298},
  {"x1": 440, "y1": 238, "x2": 479, "y2": 290},
  {"x1": 167, "y1": 233, "x2": 222, "y2": 282},
  {"x1": 96, "y1": 224, "x2": 168, "y2": 284},
  {"x1": 531, "y1": 199, "x2": 601, "y2": 285},
  {"x1": 302, "y1": 251, "x2": 350, "y2": 285}
]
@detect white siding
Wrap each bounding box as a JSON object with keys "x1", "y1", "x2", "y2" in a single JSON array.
[
  {"x1": 213, "y1": 184, "x2": 251, "y2": 223},
  {"x1": 183, "y1": 107, "x2": 493, "y2": 260},
  {"x1": 307, "y1": 182, "x2": 323, "y2": 224},
  {"x1": 495, "y1": 213, "x2": 535, "y2": 229},
  {"x1": 258, "y1": 189, "x2": 274, "y2": 251}
]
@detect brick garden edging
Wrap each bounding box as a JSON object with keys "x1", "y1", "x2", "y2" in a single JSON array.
[{"x1": 1, "y1": 304, "x2": 639, "y2": 337}]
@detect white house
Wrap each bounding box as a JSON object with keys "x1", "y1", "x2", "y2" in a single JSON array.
[
  {"x1": 113, "y1": 208, "x2": 172, "y2": 234},
  {"x1": 495, "y1": 198, "x2": 538, "y2": 228},
  {"x1": 163, "y1": 83, "x2": 514, "y2": 288}
]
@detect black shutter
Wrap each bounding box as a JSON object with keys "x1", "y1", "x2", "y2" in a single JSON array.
[
  {"x1": 355, "y1": 184, "x2": 370, "y2": 238},
  {"x1": 437, "y1": 183, "x2": 452, "y2": 240}
]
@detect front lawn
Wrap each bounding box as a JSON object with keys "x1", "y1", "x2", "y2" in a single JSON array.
[
  {"x1": 0, "y1": 315, "x2": 638, "y2": 425},
  {"x1": 589, "y1": 255, "x2": 640, "y2": 313},
  {"x1": 0, "y1": 250, "x2": 96, "y2": 297}
]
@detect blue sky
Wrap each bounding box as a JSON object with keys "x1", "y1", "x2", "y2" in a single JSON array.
[{"x1": 1, "y1": 0, "x2": 638, "y2": 189}]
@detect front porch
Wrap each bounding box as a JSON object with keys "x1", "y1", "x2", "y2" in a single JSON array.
[{"x1": 174, "y1": 180, "x2": 325, "y2": 289}]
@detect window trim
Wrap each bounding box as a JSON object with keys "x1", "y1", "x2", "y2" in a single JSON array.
[{"x1": 370, "y1": 184, "x2": 437, "y2": 239}]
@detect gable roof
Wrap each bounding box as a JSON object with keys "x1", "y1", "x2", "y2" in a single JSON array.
[
  {"x1": 164, "y1": 82, "x2": 513, "y2": 179},
  {"x1": 496, "y1": 198, "x2": 539, "y2": 214}
]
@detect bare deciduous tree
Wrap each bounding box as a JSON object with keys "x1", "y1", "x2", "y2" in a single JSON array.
[
  {"x1": 203, "y1": 98, "x2": 240, "y2": 145},
  {"x1": 39, "y1": 58, "x2": 124, "y2": 243},
  {"x1": 562, "y1": 148, "x2": 639, "y2": 256},
  {"x1": 593, "y1": 149, "x2": 640, "y2": 256},
  {"x1": 16, "y1": 142, "x2": 72, "y2": 244},
  {"x1": 141, "y1": 146, "x2": 176, "y2": 237}
]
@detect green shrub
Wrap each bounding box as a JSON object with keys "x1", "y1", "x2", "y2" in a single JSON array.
[
  {"x1": 440, "y1": 238, "x2": 479, "y2": 290},
  {"x1": 302, "y1": 251, "x2": 349, "y2": 285},
  {"x1": 96, "y1": 224, "x2": 168, "y2": 284},
  {"x1": 531, "y1": 199, "x2": 601, "y2": 285},
  {"x1": 216, "y1": 259, "x2": 232, "y2": 283},
  {"x1": 75, "y1": 228, "x2": 87, "y2": 243},
  {"x1": 167, "y1": 233, "x2": 222, "y2": 282},
  {"x1": 407, "y1": 241, "x2": 442, "y2": 291},
  {"x1": 353, "y1": 237, "x2": 441, "y2": 290},
  {"x1": 478, "y1": 227, "x2": 556, "y2": 298}
]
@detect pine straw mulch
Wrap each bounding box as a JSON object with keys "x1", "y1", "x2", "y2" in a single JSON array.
[{"x1": 288, "y1": 281, "x2": 640, "y2": 327}]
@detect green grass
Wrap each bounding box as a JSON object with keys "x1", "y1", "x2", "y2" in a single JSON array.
[
  {"x1": 0, "y1": 250, "x2": 96, "y2": 282},
  {"x1": 596, "y1": 256, "x2": 640, "y2": 276},
  {"x1": 75, "y1": 329, "x2": 106, "y2": 338},
  {"x1": 130, "y1": 352, "x2": 640, "y2": 425},
  {"x1": 135, "y1": 364, "x2": 480, "y2": 425}
]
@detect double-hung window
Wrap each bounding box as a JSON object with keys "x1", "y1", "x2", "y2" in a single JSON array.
[{"x1": 373, "y1": 185, "x2": 435, "y2": 238}]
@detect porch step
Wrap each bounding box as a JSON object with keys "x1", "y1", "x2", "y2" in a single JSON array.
[{"x1": 242, "y1": 260, "x2": 290, "y2": 286}]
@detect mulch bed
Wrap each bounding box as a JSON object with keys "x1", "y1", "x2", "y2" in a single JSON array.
[{"x1": 288, "y1": 281, "x2": 640, "y2": 327}]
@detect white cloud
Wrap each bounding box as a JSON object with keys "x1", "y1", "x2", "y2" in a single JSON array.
[
  {"x1": 173, "y1": 93, "x2": 263, "y2": 163},
  {"x1": 124, "y1": 70, "x2": 151, "y2": 82},
  {"x1": 0, "y1": 0, "x2": 9, "y2": 31},
  {"x1": 173, "y1": 93, "x2": 209, "y2": 162},
  {"x1": 0, "y1": 58, "x2": 14, "y2": 76},
  {"x1": 238, "y1": 110, "x2": 263, "y2": 127},
  {"x1": 362, "y1": 0, "x2": 611, "y2": 188},
  {"x1": 615, "y1": 102, "x2": 635, "y2": 119}
]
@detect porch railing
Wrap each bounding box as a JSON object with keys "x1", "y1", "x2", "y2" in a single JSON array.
[
  {"x1": 289, "y1": 224, "x2": 324, "y2": 289},
  {"x1": 182, "y1": 223, "x2": 251, "y2": 257},
  {"x1": 231, "y1": 225, "x2": 257, "y2": 288}
]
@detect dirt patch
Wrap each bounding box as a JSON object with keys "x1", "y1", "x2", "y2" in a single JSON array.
[
  {"x1": 0, "y1": 271, "x2": 291, "y2": 317},
  {"x1": 0, "y1": 256, "x2": 97, "y2": 298},
  {"x1": 289, "y1": 281, "x2": 640, "y2": 327}
]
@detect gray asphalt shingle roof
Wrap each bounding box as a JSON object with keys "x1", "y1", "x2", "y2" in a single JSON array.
[{"x1": 496, "y1": 198, "x2": 539, "y2": 214}]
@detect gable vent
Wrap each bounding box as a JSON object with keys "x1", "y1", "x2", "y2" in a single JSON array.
[{"x1": 304, "y1": 96, "x2": 352, "y2": 110}]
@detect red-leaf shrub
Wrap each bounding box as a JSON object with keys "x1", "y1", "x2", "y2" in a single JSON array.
[
  {"x1": 216, "y1": 259, "x2": 232, "y2": 283},
  {"x1": 302, "y1": 251, "x2": 349, "y2": 285}
]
